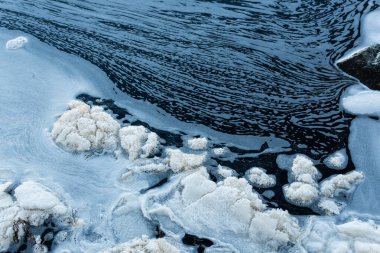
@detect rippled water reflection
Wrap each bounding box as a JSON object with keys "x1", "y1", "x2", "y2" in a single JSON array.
[{"x1": 0, "y1": 0, "x2": 375, "y2": 155}]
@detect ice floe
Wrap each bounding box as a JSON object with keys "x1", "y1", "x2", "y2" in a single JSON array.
[
  {"x1": 323, "y1": 148, "x2": 348, "y2": 170},
  {"x1": 245, "y1": 167, "x2": 276, "y2": 188},
  {"x1": 5, "y1": 36, "x2": 28, "y2": 50},
  {"x1": 187, "y1": 137, "x2": 208, "y2": 150}
]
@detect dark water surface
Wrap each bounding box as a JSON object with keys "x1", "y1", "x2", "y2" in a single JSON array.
[{"x1": 0, "y1": 0, "x2": 375, "y2": 155}]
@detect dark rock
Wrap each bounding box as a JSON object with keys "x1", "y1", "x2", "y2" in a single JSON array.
[{"x1": 337, "y1": 44, "x2": 380, "y2": 90}]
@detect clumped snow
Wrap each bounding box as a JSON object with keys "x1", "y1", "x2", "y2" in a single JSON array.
[
  {"x1": 320, "y1": 171, "x2": 364, "y2": 198},
  {"x1": 323, "y1": 149, "x2": 348, "y2": 170},
  {"x1": 211, "y1": 147, "x2": 229, "y2": 157},
  {"x1": 245, "y1": 167, "x2": 276, "y2": 188},
  {"x1": 216, "y1": 164, "x2": 235, "y2": 178},
  {"x1": 165, "y1": 149, "x2": 206, "y2": 172},
  {"x1": 283, "y1": 182, "x2": 319, "y2": 207},
  {"x1": 0, "y1": 181, "x2": 72, "y2": 252},
  {"x1": 101, "y1": 235, "x2": 180, "y2": 253},
  {"x1": 51, "y1": 100, "x2": 120, "y2": 153},
  {"x1": 142, "y1": 168, "x2": 301, "y2": 252},
  {"x1": 187, "y1": 137, "x2": 208, "y2": 150},
  {"x1": 119, "y1": 125, "x2": 160, "y2": 160},
  {"x1": 5, "y1": 36, "x2": 28, "y2": 50}
]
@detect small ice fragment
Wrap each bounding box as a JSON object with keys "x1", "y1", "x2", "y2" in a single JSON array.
[
  {"x1": 320, "y1": 171, "x2": 364, "y2": 198},
  {"x1": 245, "y1": 167, "x2": 276, "y2": 188},
  {"x1": 187, "y1": 137, "x2": 208, "y2": 150},
  {"x1": 323, "y1": 149, "x2": 348, "y2": 170},
  {"x1": 283, "y1": 182, "x2": 319, "y2": 207},
  {"x1": 165, "y1": 148, "x2": 206, "y2": 172},
  {"x1": 6, "y1": 36, "x2": 28, "y2": 50}
]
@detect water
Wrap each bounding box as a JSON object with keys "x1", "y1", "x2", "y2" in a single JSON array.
[{"x1": 0, "y1": 0, "x2": 374, "y2": 156}]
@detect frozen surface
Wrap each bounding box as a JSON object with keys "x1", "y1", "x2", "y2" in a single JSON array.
[
  {"x1": 100, "y1": 235, "x2": 180, "y2": 253},
  {"x1": 342, "y1": 90, "x2": 380, "y2": 117},
  {"x1": 323, "y1": 149, "x2": 348, "y2": 170}
]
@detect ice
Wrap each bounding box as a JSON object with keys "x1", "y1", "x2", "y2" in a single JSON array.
[
  {"x1": 141, "y1": 168, "x2": 302, "y2": 252},
  {"x1": 245, "y1": 167, "x2": 276, "y2": 188},
  {"x1": 276, "y1": 154, "x2": 320, "y2": 184},
  {"x1": 283, "y1": 182, "x2": 319, "y2": 207},
  {"x1": 100, "y1": 235, "x2": 180, "y2": 253},
  {"x1": 342, "y1": 90, "x2": 380, "y2": 117},
  {"x1": 51, "y1": 100, "x2": 120, "y2": 153},
  {"x1": 320, "y1": 171, "x2": 364, "y2": 198},
  {"x1": 323, "y1": 149, "x2": 348, "y2": 170},
  {"x1": 212, "y1": 147, "x2": 229, "y2": 157},
  {"x1": 119, "y1": 125, "x2": 160, "y2": 160},
  {"x1": 0, "y1": 181, "x2": 72, "y2": 251},
  {"x1": 299, "y1": 217, "x2": 380, "y2": 253},
  {"x1": 165, "y1": 149, "x2": 206, "y2": 172},
  {"x1": 187, "y1": 137, "x2": 208, "y2": 150},
  {"x1": 5, "y1": 36, "x2": 28, "y2": 50},
  {"x1": 216, "y1": 164, "x2": 235, "y2": 178}
]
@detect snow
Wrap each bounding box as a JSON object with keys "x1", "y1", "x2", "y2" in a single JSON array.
[
  {"x1": 165, "y1": 149, "x2": 206, "y2": 172},
  {"x1": 277, "y1": 154, "x2": 320, "y2": 184},
  {"x1": 187, "y1": 137, "x2": 208, "y2": 150},
  {"x1": 0, "y1": 181, "x2": 71, "y2": 252},
  {"x1": 5, "y1": 36, "x2": 28, "y2": 50},
  {"x1": 101, "y1": 235, "x2": 180, "y2": 253},
  {"x1": 245, "y1": 167, "x2": 276, "y2": 188},
  {"x1": 323, "y1": 149, "x2": 348, "y2": 170},
  {"x1": 216, "y1": 164, "x2": 235, "y2": 178},
  {"x1": 299, "y1": 217, "x2": 380, "y2": 253},
  {"x1": 119, "y1": 125, "x2": 160, "y2": 160},
  {"x1": 283, "y1": 182, "x2": 319, "y2": 207},
  {"x1": 342, "y1": 90, "x2": 380, "y2": 117},
  {"x1": 212, "y1": 147, "x2": 229, "y2": 157},
  {"x1": 51, "y1": 100, "x2": 120, "y2": 153},
  {"x1": 141, "y1": 168, "x2": 302, "y2": 252},
  {"x1": 320, "y1": 171, "x2": 364, "y2": 198}
]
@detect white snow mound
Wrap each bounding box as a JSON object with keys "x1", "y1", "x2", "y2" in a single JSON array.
[
  {"x1": 119, "y1": 125, "x2": 160, "y2": 160},
  {"x1": 5, "y1": 36, "x2": 28, "y2": 50},
  {"x1": 51, "y1": 100, "x2": 120, "y2": 152},
  {"x1": 165, "y1": 148, "x2": 206, "y2": 172},
  {"x1": 323, "y1": 149, "x2": 348, "y2": 170},
  {"x1": 320, "y1": 171, "x2": 364, "y2": 198},
  {"x1": 283, "y1": 182, "x2": 319, "y2": 207},
  {"x1": 245, "y1": 167, "x2": 276, "y2": 188},
  {"x1": 101, "y1": 235, "x2": 180, "y2": 253},
  {"x1": 187, "y1": 137, "x2": 208, "y2": 150},
  {"x1": 0, "y1": 181, "x2": 71, "y2": 252}
]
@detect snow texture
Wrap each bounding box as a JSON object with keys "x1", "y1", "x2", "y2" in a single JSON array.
[
  {"x1": 283, "y1": 182, "x2": 319, "y2": 207},
  {"x1": 142, "y1": 168, "x2": 300, "y2": 252},
  {"x1": 320, "y1": 171, "x2": 364, "y2": 198},
  {"x1": 101, "y1": 235, "x2": 180, "y2": 253},
  {"x1": 119, "y1": 125, "x2": 160, "y2": 160},
  {"x1": 245, "y1": 167, "x2": 276, "y2": 188},
  {"x1": 323, "y1": 149, "x2": 348, "y2": 170},
  {"x1": 187, "y1": 137, "x2": 208, "y2": 150},
  {"x1": 0, "y1": 181, "x2": 71, "y2": 252},
  {"x1": 300, "y1": 217, "x2": 380, "y2": 253},
  {"x1": 165, "y1": 149, "x2": 206, "y2": 172},
  {"x1": 5, "y1": 36, "x2": 28, "y2": 50},
  {"x1": 51, "y1": 100, "x2": 120, "y2": 153}
]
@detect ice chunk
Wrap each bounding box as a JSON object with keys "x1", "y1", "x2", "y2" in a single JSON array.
[
  {"x1": 101, "y1": 235, "x2": 180, "y2": 253},
  {"x1": 245, "y1": 167, "x2": 276, "y2": 188},
  {"x1": 212, "y1": 147, "x2": 229, "y2": 157},
  {"x1": 323, "y1": 149, "x2": 348, "y2": 170},
  {"x1": 216, "y1": 164, "x2": 235, "y2": 178},
  {"x1": 342, "y1": 90, "x2": 380, "y2": 117},
  {"x1": 5, "y1": 36, "x2": 28, "y2": 50},
  {"x1": 277, "y1": 154, "x2": 320, "y2": 184},
  {"x1": 187, "y1": 137, "x2": 208, "y2": 150},
  {"x1": 300, "y1": 218, "x2": 380, "y2": 253},
  {"x1": 51, "y1": 100, "x2": 120, "y2": 153},
  {"x1": 119, "y1": 125, "x2": 160, "y2": 160},
  {"x1": 165, "y1": 148, "x2": 206, "y2": 172},
  {"x1": 320, "y1": 171, "x2": 364, "y2": 198},
  {"x1": 317, "y1": 198, "x2": 342, "y2": 215},
  {"x1": 0, "y1": 181, "x2": 71, "y2": 252},
  {"x1": 283, "y1": 182, "x2": 319, "y2": 207},
  {"x1": 249, "y1": 209, "x2": 300, "y2": 251}
]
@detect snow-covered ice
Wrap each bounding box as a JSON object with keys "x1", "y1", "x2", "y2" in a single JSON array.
[
  {"x1": 245, "y1": 167, "x2": 276, "y2": 188},
  {"x1": 323, "y1": 149, "x2": 348, "y2": 170},
  {"x1": 5, "y1": 36, "x2": 28, "y2": 50}
]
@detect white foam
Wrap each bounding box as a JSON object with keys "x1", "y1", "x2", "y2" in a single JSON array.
[{"x1": 5, "y1": 36, "x2": 28, "y2": 50}]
